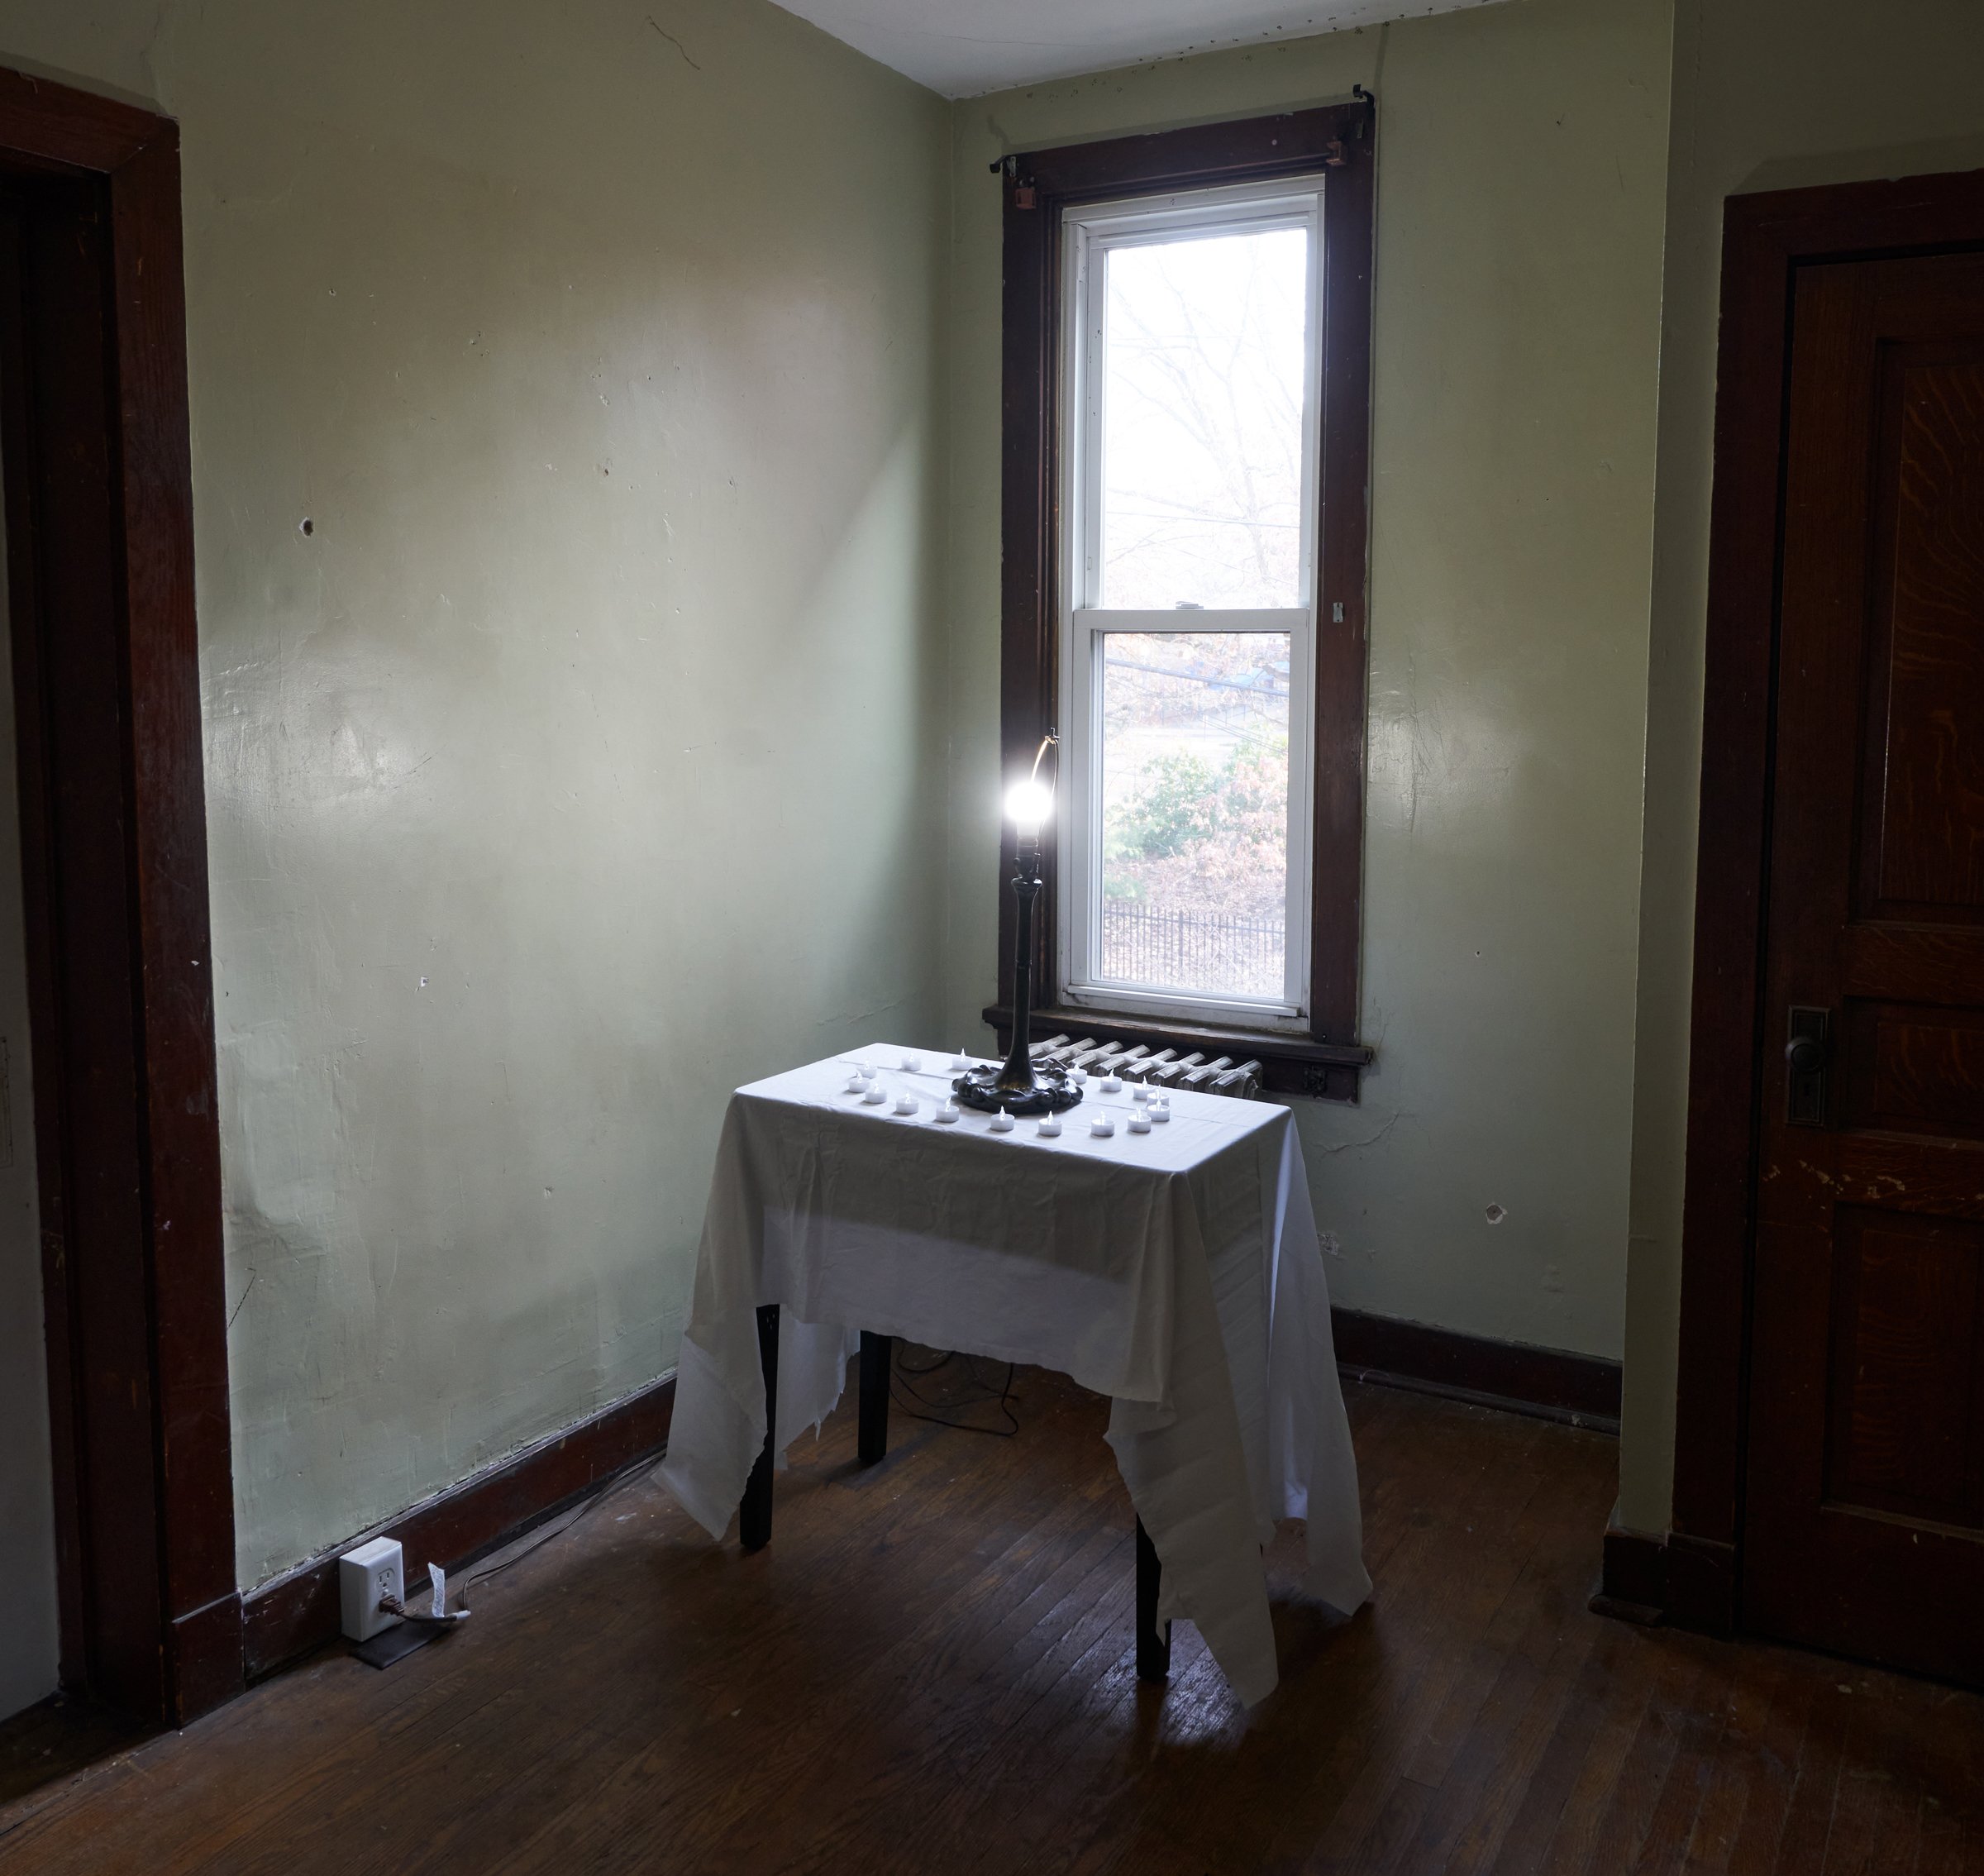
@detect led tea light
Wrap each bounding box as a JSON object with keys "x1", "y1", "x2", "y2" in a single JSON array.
[
  {"x1": 1099, "y1": 1072, "x2": 1123, "y2": 1093},
  {"x1": 1089, "y1": 1113, "x2": 1114, "y2": 1138},
  {"x1": 893, "y1": 1092, "x2": 918, "y2": 1116},
  {"x1": 1151, "y1": 1099, "x2": 1171, "y2": 1122},
  {"x1": 1131, "y1": 1085, "x2": 1150, "y2": 1104},
  {"x1": 900, "y1": 1053, "x2": 922, "y2": 1072},
  {"x1": 845, "y1": 1073, "x2": 866, "y2": 1095},
  {"x1": 862, "y1": 1083, "x2": 887, "y2": 1105},
  {"x1": 949, "y1": 1049, "x2": 971, "y2": 1071},
  {"x1": 1036, "y1": 1114, "x2": 1061, "y2": 1138},
  {"x1": 932, "y1": 1100, "x2": 960, "y2": 1124},
  {"x1": 989, "y1": 1108, "x2": 1014, "y2": 1134},
  {"x1": 1127, "y1": 1111, "x2": 1152, "y2": 1134}
]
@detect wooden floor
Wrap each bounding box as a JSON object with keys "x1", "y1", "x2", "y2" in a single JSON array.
[{"x1": 4, "y1": 1367, "x2": 1982, "y2": 1875}]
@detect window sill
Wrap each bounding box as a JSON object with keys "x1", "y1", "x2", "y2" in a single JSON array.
[{"x1": 981, "y1": 1003, "x2": 1373, "y2": 1103}]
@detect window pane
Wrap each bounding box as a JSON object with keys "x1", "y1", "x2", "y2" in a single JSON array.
[
  {"x1": 1099, "y1": 632, "x2": 1290, "y2": 1000},
  {"x1": 1100, "y1": 226, "x2": 1309, "y2": 610}
]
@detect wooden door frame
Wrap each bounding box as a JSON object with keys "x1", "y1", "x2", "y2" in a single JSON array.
[
  {"x1": 1667, "y1": 165, "x2": 1984, "y2": 1634},
  {"x1": 0, "y1": 65, "x2": 238, "y2": 1724}
]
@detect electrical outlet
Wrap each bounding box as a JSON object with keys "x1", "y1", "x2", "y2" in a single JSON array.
[{"x1": 339, "y1": 1536, "x2": 404, "y2": 1642}]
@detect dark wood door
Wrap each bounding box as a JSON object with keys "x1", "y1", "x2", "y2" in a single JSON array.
[{"x1": 1744, "y1": 247, "x2": 1984, "y2": 1681}]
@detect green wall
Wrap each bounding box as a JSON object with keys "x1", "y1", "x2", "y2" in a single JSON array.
[
  {"x1": 945, "y1": 0, "x2": 1673, "y2": 1363},
  {"x1": 0, "y1": 0, "x2": 951, "y2": 1588}
]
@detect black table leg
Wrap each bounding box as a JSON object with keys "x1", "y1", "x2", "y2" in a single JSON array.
[
  {"x1": 858, "y1": 1331, "x2": 893, "y2": 1464},
  {"x1": 1135, "y1": 1515, "x2": 1171, "y2": 1681},
  {"x1": 739, "y1": 1303, "x2": 780, "y2": 1552}
]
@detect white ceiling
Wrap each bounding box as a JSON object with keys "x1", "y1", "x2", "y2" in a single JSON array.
[{"x1": 771, "y1": 0, "x2": 1505, "y2": 99}]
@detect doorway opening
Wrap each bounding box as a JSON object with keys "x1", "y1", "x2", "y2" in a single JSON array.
[{"x1": 0, "y1": 66, "x2": 236, "y2": 1731}]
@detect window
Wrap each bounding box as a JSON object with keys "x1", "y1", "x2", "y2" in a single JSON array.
[
  {"x1": 1061, "y1": 179, "x2": 1321, "y2": 1028},
  {"x1": 992, "y1": 105, "x2": 1376, "y2": 1099}
]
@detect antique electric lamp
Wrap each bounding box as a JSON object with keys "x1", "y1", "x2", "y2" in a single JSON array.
[{"x1": 955, "y1": 734, "x2": 1082, "y2": 1116}]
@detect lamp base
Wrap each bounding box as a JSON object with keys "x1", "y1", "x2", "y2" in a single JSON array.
[{"x1": 952, "y1": 1062, "x2": 1082, "y2": 1117}]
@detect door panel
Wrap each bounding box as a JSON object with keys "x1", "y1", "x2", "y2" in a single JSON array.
[
  {"x1": 1822, "y1": 1206, "x2": 1984, "y2": 1529},
  {"x1": 1744, "y1": 249, "x2": 1984, "y2": 1683},
  {"x1": 1858, "y1": 352, "x2": 1984, "y2": 922},
  {"x1": 1843, "y1": 999, "x2": 1984, "y2": 1138}
]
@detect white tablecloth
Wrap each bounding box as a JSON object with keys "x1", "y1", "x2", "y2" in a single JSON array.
[{"x1": 657, "y1": 1044, "x2": 1370, "y2": 1705}]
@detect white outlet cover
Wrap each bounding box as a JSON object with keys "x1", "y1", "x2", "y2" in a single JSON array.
[{"x1": 339, "y1": 1536, "x2": 404, "y2": 1642}]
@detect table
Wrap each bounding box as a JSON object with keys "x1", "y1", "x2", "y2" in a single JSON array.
[{"x1": 657, "y1": 1044, "x2": 1370, "y2": 1706}]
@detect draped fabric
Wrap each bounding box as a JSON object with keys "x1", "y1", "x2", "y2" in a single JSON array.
[{"x1": 657, "y1": 1047, "x2": 1369, "y2": 1705}]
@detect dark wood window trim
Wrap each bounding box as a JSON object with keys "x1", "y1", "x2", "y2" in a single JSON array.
[
  {"x1": 1658, "y1": 164, "x2": 1984, "y2": 1638},
  {"x1": 0, "y1": 66, "x2": 238, "y2": 1724},
  {"x1": 986, "y1": 100, "x2": 1377, "y2": 1102}
]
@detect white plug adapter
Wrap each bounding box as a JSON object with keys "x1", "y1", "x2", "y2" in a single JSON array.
[{"x1": 339, "y1": 1536, "x2": 405, "y2": 1642}]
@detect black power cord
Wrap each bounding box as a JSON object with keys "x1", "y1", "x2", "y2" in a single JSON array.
[{"x1": 889, "y1": 1344, "x2": 1021, "y2": 1439}]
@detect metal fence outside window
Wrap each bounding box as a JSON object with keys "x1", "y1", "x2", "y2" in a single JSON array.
[{"x1": 1100, "y1": 904, "x2": 1285, "y2": 1000}]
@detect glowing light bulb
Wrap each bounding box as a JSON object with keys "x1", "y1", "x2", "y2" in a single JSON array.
[{"x1": 1004, "y1": 780, "x2": 1053, "y2": 829}]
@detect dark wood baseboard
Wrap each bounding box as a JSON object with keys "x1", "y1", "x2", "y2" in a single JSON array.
[
  {"x1": 1592, "y1": 1524, "x2": 1738, "y2": 1637},
  {"x1": 169, "y1": 1591, "x2": 247, "y2": 1721},
  {"x1": 1332, "y1": 1307, "x2": 1622, "y2": 1432},
  {"x1": 241, "y1": 1375, "x2": 676, "y2": 1682},
  {"x1": 1591, "y1": 1524, "x2": 1668, "y2": 1625},
  {"x1": 1665, "y1": 1530, "x2": 1738, "y2": 1637}
]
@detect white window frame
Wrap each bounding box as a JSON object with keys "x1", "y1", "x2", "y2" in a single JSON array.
[{"x1": 1055, "y1": 175, "x2": 1327, "y2": 1033}]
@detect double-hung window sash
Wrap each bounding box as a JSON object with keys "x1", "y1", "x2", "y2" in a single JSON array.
[{"x1": 1057, "y1": 177, "x2": 1327, "y2": 1032}]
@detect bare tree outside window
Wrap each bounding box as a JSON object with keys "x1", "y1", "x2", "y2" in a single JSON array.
[
  {"x1": 1089, "y1": 224, "x2": 1306, "y2": 999},
  {"x1": 1100, "y1": 227, "x2": 1309, "y2": 611}
]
